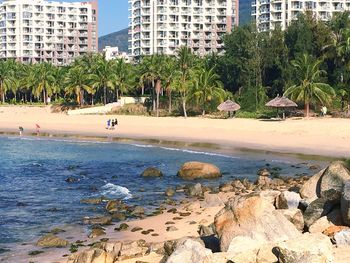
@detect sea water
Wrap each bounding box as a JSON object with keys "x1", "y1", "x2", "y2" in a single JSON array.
[{"x1": 0, "y1": 136, "x2": 324, "y2": 249}]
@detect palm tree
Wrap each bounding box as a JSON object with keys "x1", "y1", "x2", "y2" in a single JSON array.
[
  {"x1": 90, "y1": 55, "x2": 116, "y2": 105},
  {"x1": 114, "y1": 58, "x2": 135, "y2": 101},
  {"x1": 175, "y1": 46, "x2": 196, "y2": 118},
  {"x1": 139, "y1": 54, "x2": 164, "y2": 116},
  {"x1": 190, "y1": 66, "x2": 226, "y2": 115},
  {"x1": 284, "y1": 54, "x2": 335, "y2": 117},
  {"x1": 31, "y1": 62, "x2": 55, "y2": 104},
  {"x1": 162, "y1": 56, "x2": 177, "y2": 113},
  {"x1": 64, "y1": 65, "x2": 93, "y2": 106},
  {"x1": 0, "y1": 60, "x2": 16, "y2": 103}
]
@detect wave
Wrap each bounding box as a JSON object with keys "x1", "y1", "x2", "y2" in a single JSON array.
[
  {"x1": 101, "y1": 183, "x2": 132, "y2": 200},
  {"x1": 131, "y1": 143, "x2": 240, "y2": 159}
]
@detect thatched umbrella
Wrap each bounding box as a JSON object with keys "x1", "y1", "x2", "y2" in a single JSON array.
[
  {"x1": 265, "y1": 96, "x2": 297, "y2": 119},
  {"x1": 217, "y1": 100, "x2": 241, "y2": 118}
]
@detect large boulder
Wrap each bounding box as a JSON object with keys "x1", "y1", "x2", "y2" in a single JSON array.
[
  {"x1": 334, "y1": 229, "x2": 350, "y2": 246},
  {"x1": 166, "y1": 239, "x2": 212, "y2": 263},
  {"x1": 177, "y1": 162, "x2": 221, "y2": 180},
  {"x1": 118, "y1": 240, "x2": 149, "y2": 260},
  {"x1": 66, "y1": 248, "x2": 115, "y2": 263},
  {"x1": 141, "y1": 167, "x2": 163, "y2": 177},
  {"x1": 276, "y1": 191, "x2": 301, "y2": 209},
  {"x1": 299, "y1": 169, "x2": 324, "y2": 203},
  {"x1": 303, "y1": 197, "x2": 336, "y2": 228},
  {"x1": 276, "y1": 233, "x2": 334, "y2": 263},
  {"x1": 309, "y1": 208, "x2": 343, "y2": 233},
  {"x1": 186, "y1": 183, "x2": 203, "y2": 197},
  {"x1": 214, "y1": 194, "x2": 300, "y2": 252},
  {"x1": 201, "y1": 192, "x2": 224, "y2": 208},
  {"x1": 36, "y1": 234, "x2": 69, "y2": 248},
  {"x1": 280, "y1": 209, "x2": 304, "y2": 231},
  {"x1": 320, "y1": 161, "x2": 350, "y2": 200},
  {"x1": 341, "y1": 180, "x2": 350, "y2": 225}
]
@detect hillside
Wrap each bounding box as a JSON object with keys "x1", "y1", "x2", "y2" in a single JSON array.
[{"x1": 98, "y1": 28, "x2": 129, "y2": 52}]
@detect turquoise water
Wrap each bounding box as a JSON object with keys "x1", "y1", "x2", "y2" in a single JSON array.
[{"x1": 0, "y1": 136, "x2": 321, "y2": 249}]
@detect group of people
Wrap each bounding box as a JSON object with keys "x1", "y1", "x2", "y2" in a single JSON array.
[
  {"x1": 18, "y1": 124, "x2": 41, "y2": 136},
  {"x1": 106, "y1": 118, "x2": 118, "y2": 130}
]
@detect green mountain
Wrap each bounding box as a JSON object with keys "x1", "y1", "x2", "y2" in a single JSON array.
[{"x1": 98, "y1": 28, "x2": 129, "y2": 52}]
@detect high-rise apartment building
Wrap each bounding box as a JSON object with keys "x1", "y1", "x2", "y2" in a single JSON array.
[
  {"x1": 0, "y1": 0, "x2": 98, "y2": 65},
  {"x1": 252, "y1": 0, "x2": 350, "y2": 32},
  {"x1": 128, "y1": 0, "x2": 239, "y2": 58}
]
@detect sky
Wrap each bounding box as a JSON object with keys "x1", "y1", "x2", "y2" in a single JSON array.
[{"x1": 65, "y1": 0, "x2": 129, "y2": 37}]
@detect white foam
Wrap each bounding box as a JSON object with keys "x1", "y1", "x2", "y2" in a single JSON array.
[
  {"x1": 101, "y1": 183, "x2": 132, "y2": 200},
  {"x1": 131, "y1": 143, "x2": 240, "y2": 159}
]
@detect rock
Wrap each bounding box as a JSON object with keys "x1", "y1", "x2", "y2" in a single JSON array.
[
  {"x1": 80, "y1": 197, "x2": 103, "y2": 204},
  {"x1": 256, "y1": 175, "x2": 272, "y2": 187},
  {"x1": 231, "y1": 180, "x2": 245, "y2": 191},
  {"x1": 118, "y1": 240, "x2": 149, "y2": 260},
  {"x1": 36, "y1": 234, "x2": 69, "y2": 248},
  {"x1": 115, "y1": 223, "x2": 129, "y2": 231},
  {"x1": 111, "y1": 212, "x2": 126, "y2": 221},
  {"x1": 66, "y1": 248, "x2": 115, "y2": 263},
  {"x1": 320, "y1": 161, "x2": 350, "y2": 200},
  {"x1": 165, "y1": 187, "x2": 175, "y2": 197},
  {"x1": 224, "y1": 236, "x2": 277, "y2": 263},
  {"x1": 300, "y1": 169, "x2": 325, "y2": 203},
  {"x1": 341, "y1": 180, "x2": 350, "y2": 225},
  {"x1": 259, "y1": 190, "x2": 281, "y2": 205},
  {"x1": 334, "y1": 229, "x2": 350, "y2": 246},
  {"x1": 105, "y1": 200, "x2": 122, "y2": 213},
  {"x1": 88, "y1": 228, "x2": 105, "y2": 238},
  {"x1": 198, "y1": 224, "x2": 215, "y2": 237},
  {"x1": 166, "y1": 239, "x2": 212, "y2": 263},
  {"x1": 103, "y1": 242, "x2": 122, "y2": 256},
  {"x1": 163, "y1": 237, "x2": 205, "y2": 258},
  {"x1": 141, "y1": 167, "x2": 163, "y2": 177},
  {"x1": 131, "y1": 206, "x2": 145, "y2": 216},
  {"x1": 65, "y1": 177, "x2": 80, "y2": 183},
  {"x1": 276, "y1": 191, "x2": 301, "y2": 209},
  {"x1": 177, "y1": 162, "x2": 221, "y2": 180},
  {"x1": 184, "y1": 201, "x2": 200, "y2": 211},
  {"x1": 214, "y1": 194, "x2": 300, "y2": 252},
  {"x1": 166, "y1": 226, "x2": 178, "y2": 232},
  {"x1": 83, "y1": 216, "x2": 112, "y2": 225},
  {"x1": 303, "y1": 198, "x2": 336, "y2": 227},
  {"x1": 201, "y1": 192, "x2": 224, "y2": 207},
  {"x1": 276, "y1": 233, "x2": 334, "y2": 263},
  {"x1": 258, "y1": 168, "x2": 271, "y2": 177},
  {"x1": 219, "y1": 183, "x2": 233, "y2": 192},
  {"x1": 280, "y1": 209, "x2": 304, "y2": 231},
  {"x1": 187, "y1": 183, "x2": 202, "y2": 197},
  {"x1": 323, "y1": 225, "x2": 350, "y2": 238},
  {"x1": 309, "y1": 208, "x2": 343, "y2": 233}
]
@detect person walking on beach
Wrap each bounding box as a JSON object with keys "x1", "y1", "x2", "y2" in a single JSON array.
[
  {"x1": 106, "y1": 119, "x2": 111, "y2": 130},
  {"x1": 35, "y1": 124, "x2": 40, "y2": 136},
  {"x1": 114, "y1": 118, "x2": 118, "y2": 129},
  {"x1": 19, "y1": 126, "x2": 24, "y2": 136},
  {"x1": 321, "y1": 106, "x2": 327, "y2": 117},
  {"x1": 111, "y1": 119, "x2": 115, "y2": 130}
]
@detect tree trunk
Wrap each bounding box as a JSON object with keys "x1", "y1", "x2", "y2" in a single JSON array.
[
  {"x1": 91, "y1": 94, "x2": 94, "y2": 106},
  {"x1": 305, "y1": 102, "x2": 310, "y2": 118},
  {"x1": 1, "y1": 92, "x2": 5, "y2": 103},
  {"x1": 104, "y1": 86, "x2": 107, "y2": 105},
  {"x1": 155, "y1": 79, "x2": 161, "y2": 117},
  {"x1": 182, "y1": 99, "x2": 187, "y2": 118},
  {"x1": 152, "y1": 87, "x2": 156, "y2": 112},
  {"x1": 43, "y1": 89, "x2": 47, "y2": 105},
  {"x1": 116, "y1": 88, "x2": 119, "y2": 102},
  {"x1": 141, "y1": 85, "x2": 144, "y2": 96},
  {"x1": 348, "y1": 92, "x2": 350, "y2": 115},
  {"x1": 168, "y1": 89, "x2": 172, "y2": 113},
  {"x1": 202, "y1": 109, "x2": 205, "y2": 116}
]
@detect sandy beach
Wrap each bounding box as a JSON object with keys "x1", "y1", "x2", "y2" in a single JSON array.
[{"x1": 0, "y1": 105, "x2": 349, "y2": 158}]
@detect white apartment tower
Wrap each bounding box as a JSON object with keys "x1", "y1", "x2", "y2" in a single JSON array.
[
  {"x1": 0, "y1": 0, "x2": 98, "y2": 65},
  {"x1": 252, "y1": 0, "x2": 350, "y2": 32},
  {"x1": 128, "y1": 0, "x2": 239, "y2": 58}
]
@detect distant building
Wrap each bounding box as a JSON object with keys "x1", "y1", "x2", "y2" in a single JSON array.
[
  {"x1": 128, "y1": 0, "x2": 239, "y2": 58},
  {"x1": 0, "y1": 0, "x2": 98, "y2": 65},
  {"x1": 103, "y1": 46, "x2": 131, "y2": 62},
  {"x1": 252, "y1": 0, "x2": 350, "y2": 32}
]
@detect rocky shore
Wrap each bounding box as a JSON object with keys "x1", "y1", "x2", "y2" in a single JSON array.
[{"x1": 27, "y1": 161, "x2": 350, "y2": 263}]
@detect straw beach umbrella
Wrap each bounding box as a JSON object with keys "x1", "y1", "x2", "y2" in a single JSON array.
[
  {"x1": 217, "y1": 100, "x2": 241, "y2": 118},
  {"x1": 265, "y1": 96, "x2": 298, "y2": 119}
]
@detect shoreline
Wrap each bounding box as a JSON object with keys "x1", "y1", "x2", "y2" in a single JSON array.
[{"x1": 0, "y1": 106, "x2": 349, "y2": 159}]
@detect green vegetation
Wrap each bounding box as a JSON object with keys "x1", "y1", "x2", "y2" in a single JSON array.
[{"x1": 3, "y1": 12, "x2": 350, "y2": 118}]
